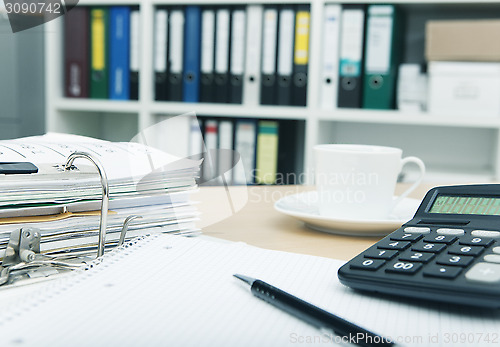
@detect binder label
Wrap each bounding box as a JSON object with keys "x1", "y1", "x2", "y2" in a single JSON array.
[
  {"x1": 294, "y1": 11, "x2": 310, "y2": 65},
  {"x1": 201, "y1": 10, "x2": 215, "y2": 74},
  {"x1": 170, "y1": 10, "x2": 184, "y2": 74},
  {"x1": 215, "y1": 9, "x2": 230, "y2": 74},
  {"x1": 230, "y1": 10, "x2": 246, "y2": 75},
  {"x1": 130, "y1": 10, "x2": 140, "y2": 72},
  {"x1": 278, "y1": 9, "x2": 294, "y2": 75},
  {"x1": 262, "y1": 8, "x2": 278, "y2": 75},
  {"x1": 365, "y1": 16, "x2": 393, "y2": 74},
  {"x1": 91, "y1": 10, "x2": 106, "y2": 70},
  {"x1": 154, "y1": 10, "x2": 168, "y2": 73}
]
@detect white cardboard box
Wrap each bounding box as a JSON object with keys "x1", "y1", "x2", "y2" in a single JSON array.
[{"x1": 428, "y1": 61, "x2": 500, "y2": 117}]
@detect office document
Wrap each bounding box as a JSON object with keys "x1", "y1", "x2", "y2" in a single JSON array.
[
  {"x1": 168, "y1": 9, "x2": 184, "y2": 101},
  {"x1": 0, "y1": 133, "x2": 200, "y2": 260},
  {"x1": 243, "y1": 5, "x2": 263, "y2": 106},
  {"x1": 214, "y1": 8, "x2": 231, "y2": 103},
  {"x1": 337, "y1": 5, "x2": 365, "y2": 108},
  {"x1": 129, "y1": 7, "x2": 140, "y2": 100},
  {"x1": 200, "y1": 8, "x2": 216, "y2": 103},
  {"x1": 229, "y1": 8, "x2": 246, "y2": 104},
  {"x1": 154, "y1": 7, "x2": 168, "y2": 101},
  {"x1": 64, "y1": 7, "x2": 89, "y2": 98},
  {"x1": 320, "y1": 4, "x2": 341, "y2": 110},
  {"x1": 261, "y1": 6, "x2": 278, "y2": 105},
  {"x1": 362, "y1": 5, "x2": 400, "y2": 109},
  {"x1": 1, "y1": 234, "x2": 499, "y2": 346}
]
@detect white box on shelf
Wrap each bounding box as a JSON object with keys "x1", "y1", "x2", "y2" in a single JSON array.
[
  {"x1": 397, "y1": 64, "x2": 427, "y2": 113},
  {"x1": 428, "y1": 61, "x2": 500, "y2": 117}
]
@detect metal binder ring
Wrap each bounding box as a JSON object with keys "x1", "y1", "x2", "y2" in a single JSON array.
[{"x1": 65, "y1": 151, "x2": 109, "y2": 258}]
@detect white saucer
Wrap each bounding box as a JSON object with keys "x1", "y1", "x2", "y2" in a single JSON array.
[{"x1": 274, "y1": 191, "x2": 421, "y2": 236}]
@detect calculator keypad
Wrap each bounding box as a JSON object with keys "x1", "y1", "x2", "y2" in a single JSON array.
[{"x1": 349, "y1": 226, "x2": 500, "y2": 285}]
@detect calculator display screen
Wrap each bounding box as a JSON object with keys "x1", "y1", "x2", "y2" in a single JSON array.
[{"x1": 429, "y1": 195, "x2": 500, "y2": 215}]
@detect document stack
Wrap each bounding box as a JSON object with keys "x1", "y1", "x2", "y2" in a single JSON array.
[{"x1": 0, "y1": 133, "x2": 201, "y2": 270}]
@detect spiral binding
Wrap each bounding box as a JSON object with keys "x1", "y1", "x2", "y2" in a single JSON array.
[{"x1": 0, "y1": 234, "x2": 159, "y2": 327}]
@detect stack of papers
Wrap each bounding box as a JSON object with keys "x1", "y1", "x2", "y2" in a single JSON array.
[{"x1": 0, "y1": 133, "x2": 201, "y2": 258}]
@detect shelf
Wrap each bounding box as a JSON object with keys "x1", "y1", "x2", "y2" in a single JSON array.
[
  {"x1": 149, "y1": 102, "x2": 309, "y2": 120},
  {"x1": 317, "y1": 110, "x2": 500, "y2": 129},
  {"x1": 54, "y1": 99, "x2": 142, "y2": 113}
]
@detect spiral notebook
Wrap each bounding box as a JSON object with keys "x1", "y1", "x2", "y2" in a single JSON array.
[{"x1": 1, "y1": 234, "x2": 499, "y2": 346}]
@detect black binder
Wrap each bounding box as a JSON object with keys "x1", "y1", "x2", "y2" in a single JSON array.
[
  {"x1": 337, "y1": 4, "x2": 366, "y2": 108},
  {"x1": 214, "y1": 8, "x2": 231, "y2": 103},
  {"x1": 260, "y1": 6, "x2": 278, "y2": 105},
  {"x1": 167, "y1": 7, "x2": 184, "y2": 101},
  {"x1": 228, "y1": 6, "x2": 246, "y2": 104},
  {"x1": 276, "y1": 5, "x2": 295, "y2": 106},
  {"x1": 200, "y1": 7, "x2": 216, "y2": 103},
  {"x1": 291, "y1": 5, "x2": 310, "y2": 107}
]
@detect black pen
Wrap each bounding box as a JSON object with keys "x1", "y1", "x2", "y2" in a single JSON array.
[{"x1": 234, "y1": 274, "x2": 394, "y2": 347}]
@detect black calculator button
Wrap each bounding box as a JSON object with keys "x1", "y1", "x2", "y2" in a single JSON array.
[
  {"x1": 399, "y1": 252, "x2": 435, "y2": 263},
  {"x1": 459, "y1": 236, "x2": 494, "y2": 247},
  {"x1": 423, "y1": 235, "x2": 457, "y2": 244},
  {"x1": 423, "y1": 265, "x2": 462, "y2": 279},
  {"x1": 363, "y1": 249, "x2": 398, "y2": 260},
  {"x1": 436, "y1": 254, "x2": 474, "y2": 267},
  {"x1": 471, "y1": 230, "x2": 500, "y2": 238},
  {"x1": 448, "y1": 244, "x2": 484, "y2": 257},
  {"x1": 436, "y1": 228, "x2": 465, "y2": 236},
  {"x1": 465, "y1": 262, "x2": 500, "y2": 284},
  {"x1": 411, "y1": 242, "x2": 446, "y2": 253},
  {"x1": 385, "y1": 261, "x2": 422, "y2": 275},
  {"x1": 377, "y1": 240, "x2": 411, "y2": 251},
  {"x1": 349, "y1": 258, "x2": 385, "y2": 271},
  {"x1": 390, "y1": 232, "x2": 423, "y2": 242}
]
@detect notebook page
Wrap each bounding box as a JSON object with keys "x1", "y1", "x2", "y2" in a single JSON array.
[{"x1": 1, "y1": 234, "x2": 499, "y2": 347}]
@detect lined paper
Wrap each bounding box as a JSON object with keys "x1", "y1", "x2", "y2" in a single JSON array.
[{"x1": 1, "y1": 235, "x2": 499, "y2": 346}]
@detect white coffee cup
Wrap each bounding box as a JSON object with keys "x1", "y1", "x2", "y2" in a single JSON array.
[{"x1": 314, "y1": 144, "x2": 425, "y2": 220}]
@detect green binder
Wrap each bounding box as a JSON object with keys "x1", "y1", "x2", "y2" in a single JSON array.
[
  {"x1": 89, "y1": 7, "x2": 109, "y2": 99},
  {"x1": 362, "y1": 5, "x2": 402, "y2": 109}
]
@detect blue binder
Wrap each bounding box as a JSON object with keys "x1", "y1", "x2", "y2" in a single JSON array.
[
  {"x1": 109, "y1": 6, "x2": 131, "y2": 100},
  {"x1": 183, "y1": 6, "x2": 202, "y2": 103}
]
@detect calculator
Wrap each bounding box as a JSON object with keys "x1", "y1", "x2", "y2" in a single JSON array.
[{"x1": 338, "y1": 184, "x2": 500, "y2": 308}]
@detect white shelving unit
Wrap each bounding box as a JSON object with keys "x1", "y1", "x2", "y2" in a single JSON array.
[{"x1": 45, "y1": 0, "x2": 500, "y2": 183}]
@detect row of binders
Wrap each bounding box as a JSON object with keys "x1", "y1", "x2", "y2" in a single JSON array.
[
  {"x1": 64, "y1": 6, "x2": 140, "y2": 100},
  {"x1": 322, "y1": 3, "x2": 402, "y2": 110},
  {"x1": 195, "y1": 117, "x2": 304, "y2": 185},
  {"x1": 154, "y1": 5, "x2": 310, "y2": 106}
]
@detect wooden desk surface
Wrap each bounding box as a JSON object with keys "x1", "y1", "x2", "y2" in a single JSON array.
[{"x1": 193, "y1": 184, "x2": 435, "y2": 261}]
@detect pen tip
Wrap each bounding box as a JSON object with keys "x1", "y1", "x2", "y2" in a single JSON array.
[{"x1": 233, "y1": 274, "x2": 255, "y2": 285}]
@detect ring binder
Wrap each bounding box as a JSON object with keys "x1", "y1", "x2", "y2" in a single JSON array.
[
  {"x1": 65, "y1": 151, "x2": 110, "y2": 258},
  {"x1": 0, "y1": 151, "x2": 129, "y2": 287}
]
